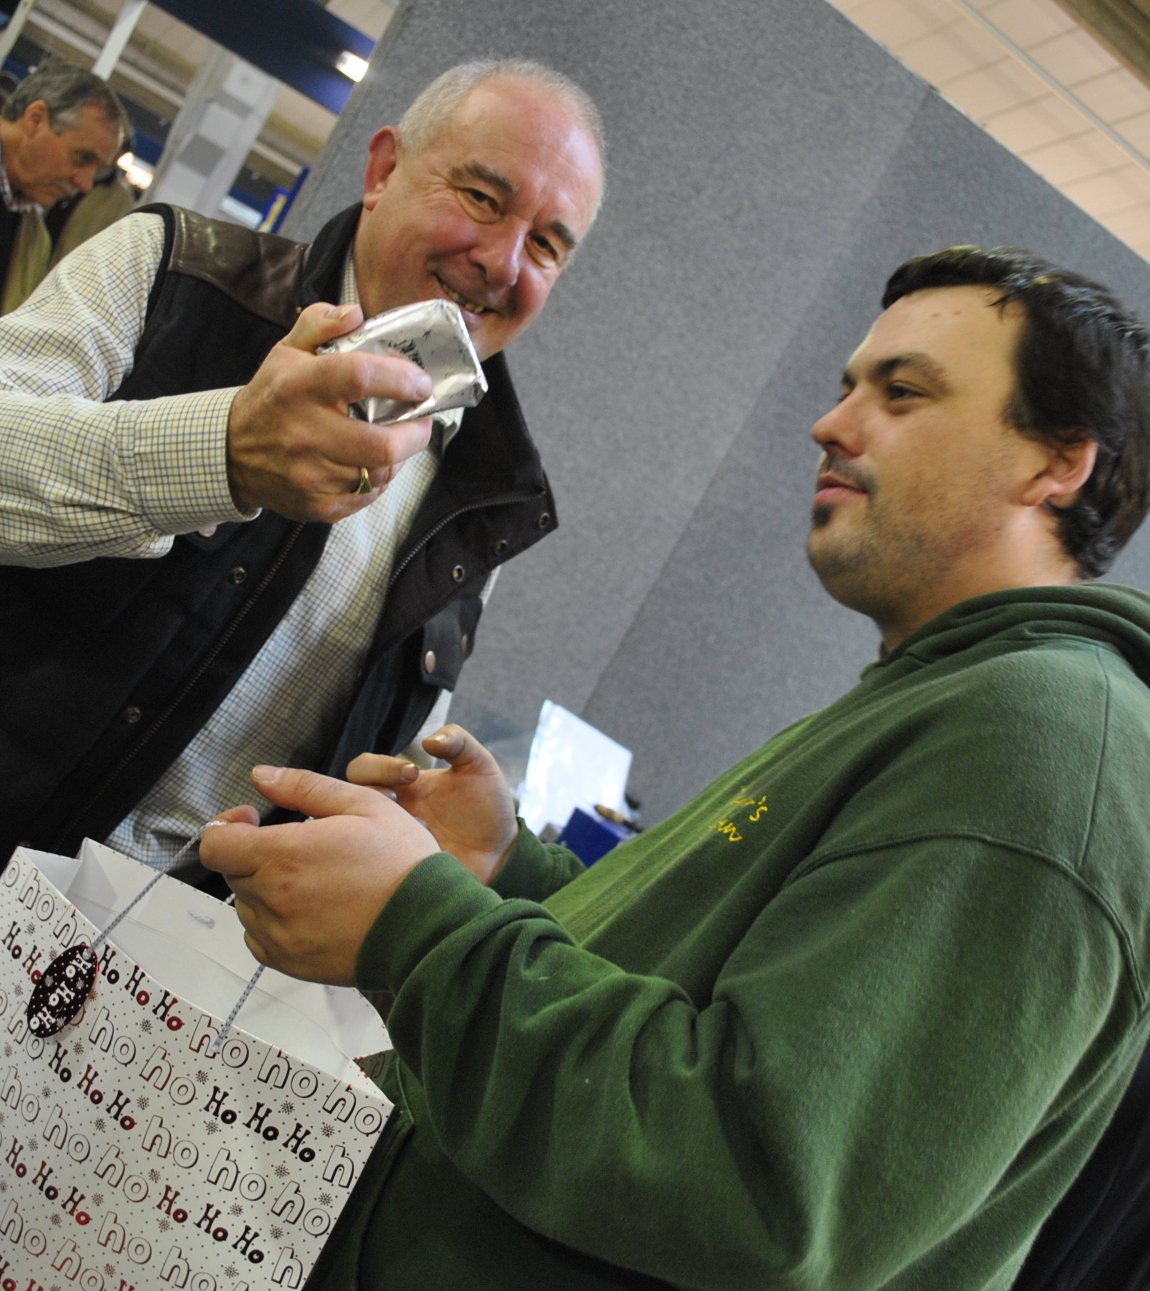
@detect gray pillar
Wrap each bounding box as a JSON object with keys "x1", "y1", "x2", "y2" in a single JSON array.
[
  {"x1": 287, "y1": 0, "x2": 1150, "y2": 824},
  {"x1": 148, "y1": 45, "x2": 279, "y2": 223}
]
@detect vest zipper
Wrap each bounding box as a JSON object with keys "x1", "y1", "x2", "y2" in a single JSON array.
[
  {"x1": 50, "y1": 523, "x2": 306, "y2": 850},
  {"x1": 54, "y1": 488, "x2": 545, "y2": 849}
]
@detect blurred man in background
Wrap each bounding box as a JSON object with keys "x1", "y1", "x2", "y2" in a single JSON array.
[{"x1": 0, "y1": 58, "x2": 128, "y2": 312}]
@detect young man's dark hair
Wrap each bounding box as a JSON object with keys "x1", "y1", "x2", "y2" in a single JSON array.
[{"x1": 884, "y1": 246, "x2": 1150, "y2": 579}]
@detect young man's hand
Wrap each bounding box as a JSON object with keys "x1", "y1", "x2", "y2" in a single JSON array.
[
  {"x1": 199, "y1": 767, "x2": 440, "y2": 985},
  {"x1": 348, "y1": 725, "x2": 520, "y2": 886}
]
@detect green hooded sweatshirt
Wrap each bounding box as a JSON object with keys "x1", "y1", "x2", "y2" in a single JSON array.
[{"x1": 310, "y1": 585, "x2": 1150, "y2": 1291}]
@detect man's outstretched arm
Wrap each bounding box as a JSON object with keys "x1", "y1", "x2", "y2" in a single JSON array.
[{"x1": 0, "y1": 212, "x2": 435, "y2": 568}]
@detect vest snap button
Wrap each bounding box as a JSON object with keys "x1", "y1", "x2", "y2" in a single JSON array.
[
  {"x1": 537, "y1": 512, "x2": 551, "y2": 530},
  {"x1": 452, "y1": 565, "x2": 465, "y2": 582},
  {"x1": 124, "y1": 707, "x2": 142, "y2": 724},
  {"x1": 460, "y1": 634, "x2": 469, "y2": 653},
  {"x1": 424, "y1": 650, "x2": 437, "y2": 673},
  {"x1": 493, "y1": 539, "x2": 509, "y2": 555},
  {"x1": 230, "y1": 566, "x2": 247, "y2": 584}
]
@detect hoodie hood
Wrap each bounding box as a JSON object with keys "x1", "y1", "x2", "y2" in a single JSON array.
[{"x1": 871, "y1": 583, "x2": 1150, "y2": 690}]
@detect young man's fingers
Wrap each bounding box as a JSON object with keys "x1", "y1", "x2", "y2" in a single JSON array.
[
  {"x1": 209, "y1": 805, "x2": 260, "y2": 827},
  {"x1": 347, "y1": 753, "x2": 420, "y2": 790},
  {"x1": 248, "y1": 764, "x2": 391, "y2": 820},
  {"x1": 421, "y1": 725, "x2": 501, "y2": 774},
  {"x1": 241, "y1": 926, "x2": 271, "y2": 968},
  {"x1": 198, "y1": 817, "x2": 265, "y2": 880}
]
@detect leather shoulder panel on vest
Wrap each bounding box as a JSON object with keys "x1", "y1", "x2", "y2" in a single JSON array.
[{"x1": 168, "y1": 207, "x2": 306, "y2": 328}]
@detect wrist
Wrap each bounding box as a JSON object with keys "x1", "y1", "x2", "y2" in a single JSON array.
[
  {"x1": 225, "y1": 388, "x2": 257, "y2": 512},
  {"x1": 490, "y1": 821, "x2": 523, "y2": 882}
]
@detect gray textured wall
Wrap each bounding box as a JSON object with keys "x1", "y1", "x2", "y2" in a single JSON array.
[{"x1": 287, "y1": 0, "x2": 1150, "y2": 824}]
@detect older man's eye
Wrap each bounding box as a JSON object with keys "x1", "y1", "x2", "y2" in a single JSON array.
[
  {"x1": 529, "y1": 234, "x2": 562, "y2": 266},
  {"x1": 461, "y1": 187, "x2": 498, "y2": 214}
]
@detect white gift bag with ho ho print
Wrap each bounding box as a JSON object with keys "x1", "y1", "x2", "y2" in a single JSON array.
[{"x1": 0, "y1": 839, "x2": 392, "y2": 1291}]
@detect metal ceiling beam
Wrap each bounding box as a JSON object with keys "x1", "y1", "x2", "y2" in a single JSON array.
[
  {"x1": 1054, "y1": 0, "x2": 1150, "y2": 86},
  {"x1": 948, "y1": 0, "x2": 1150, "y2": 178}
]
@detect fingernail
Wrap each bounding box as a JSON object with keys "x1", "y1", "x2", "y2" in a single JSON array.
[
  {"x1": 401, "y1": 763, "x2": 419, "y2": 780},
  {"x1": 326, "y1": 303, "x2": 353, "y2": 320},
  {"x1": 428, "y1": 732, "x2": 447, "y2": 743},
  {"x1": 252, "y1": 765, "x2": 282, "y2": 783},
  {"x1": 413, "y1": 373, "x2": 434, "y2": 396}
]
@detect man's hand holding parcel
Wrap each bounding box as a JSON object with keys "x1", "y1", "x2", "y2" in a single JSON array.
[
  {"x1": 198, "y1": 725, "x2": 518, "y2": 986},
  {"x1": 225, "y1": 301, "x2": 436, "y2": 524}
]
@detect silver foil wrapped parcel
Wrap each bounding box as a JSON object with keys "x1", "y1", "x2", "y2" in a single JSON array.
[{"x1": 318, "y1": 298, "x2": 488, "y2": 425}]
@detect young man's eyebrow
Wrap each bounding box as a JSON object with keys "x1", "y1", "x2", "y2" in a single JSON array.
[
  {"x1": 874, "y1": 353, "x2": 952, "y2": 392},
  {"x1": 842, "y1": 352, "x2": 952, "y2": 393}
]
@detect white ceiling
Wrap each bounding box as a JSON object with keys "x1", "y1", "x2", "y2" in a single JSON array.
[
  {"x1": 19, "y1": 0, "x2": 1150, "y2": 260},
  {"x1": 826, "y1": 0, "x2": 1150, "y2": 260}
]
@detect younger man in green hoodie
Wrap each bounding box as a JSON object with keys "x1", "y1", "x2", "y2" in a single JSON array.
[{"x1": 203, "y1": 247, "x2": 1150, "y2": 1290}]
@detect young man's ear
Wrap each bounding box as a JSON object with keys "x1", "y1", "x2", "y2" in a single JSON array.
[
  {"x1": 1022, "y1": 435, "x2": 1098, "y2": 510},
  {"x1": 362, "y1": 127, "x2": 400, "y2": 211}
]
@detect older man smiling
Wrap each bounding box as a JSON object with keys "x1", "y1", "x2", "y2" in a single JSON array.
[{"x1": 0, "y1": 60, "x2": 605, "y2": 871}]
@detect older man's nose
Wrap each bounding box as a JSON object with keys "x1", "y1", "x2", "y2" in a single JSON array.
[{"x1": 473, "y1": 221, "x2": 528, "y2": 287}]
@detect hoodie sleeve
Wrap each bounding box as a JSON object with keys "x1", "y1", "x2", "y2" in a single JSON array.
[
  {"x1": 355, "y1": 836, "x2": 1136, "y2": 1291},
  {"x1": 490, "y1": 823, "x2": 585, "y2": 902}
]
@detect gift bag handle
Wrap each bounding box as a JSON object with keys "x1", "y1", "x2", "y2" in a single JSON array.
[{"x1": 28, "y1": 823, "x2": 264, "y2": 1054}]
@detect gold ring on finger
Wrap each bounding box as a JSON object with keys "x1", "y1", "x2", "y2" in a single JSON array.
[{"x1": 354, "y1": 466, "x2": 373, "y2": 495}]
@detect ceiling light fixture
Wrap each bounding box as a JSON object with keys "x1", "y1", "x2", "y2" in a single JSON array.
[
  {"x1": 336, "y1": 51, "x2": 368, "y2": 82},
  {"x1": 118, "y1": 153, "x2": 153, "y2": 190}
]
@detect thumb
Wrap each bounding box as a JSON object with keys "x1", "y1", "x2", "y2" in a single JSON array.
[
  {"x1": 284, "y1": 301, "x2": 364, "y2": 353},
  {"x1": 421, "y1": 725, "x2": 500, "y2": 775},
  {"x1": 210, "y1": 805, "x2": 260, "y2": 826},
  {"x1": 250, "y1": 764, "x2": 389, "y2": 819}
]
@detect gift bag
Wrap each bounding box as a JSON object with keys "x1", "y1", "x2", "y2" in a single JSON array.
[{"x1": 0, "y1": 840, "x2": 392, "y2": 1291}]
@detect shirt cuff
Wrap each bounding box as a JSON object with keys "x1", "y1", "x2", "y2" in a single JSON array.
[
  {"x1": 116, "y1": 386, "x2": 258, "y2": 534},
  {"x1": 355, "y1": 852, "x2": 503, "y2": 994}
]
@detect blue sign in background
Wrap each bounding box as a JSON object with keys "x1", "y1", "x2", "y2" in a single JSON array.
[{"x1": 148, "y1": 0, "x2": 374, "y2": 113}]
